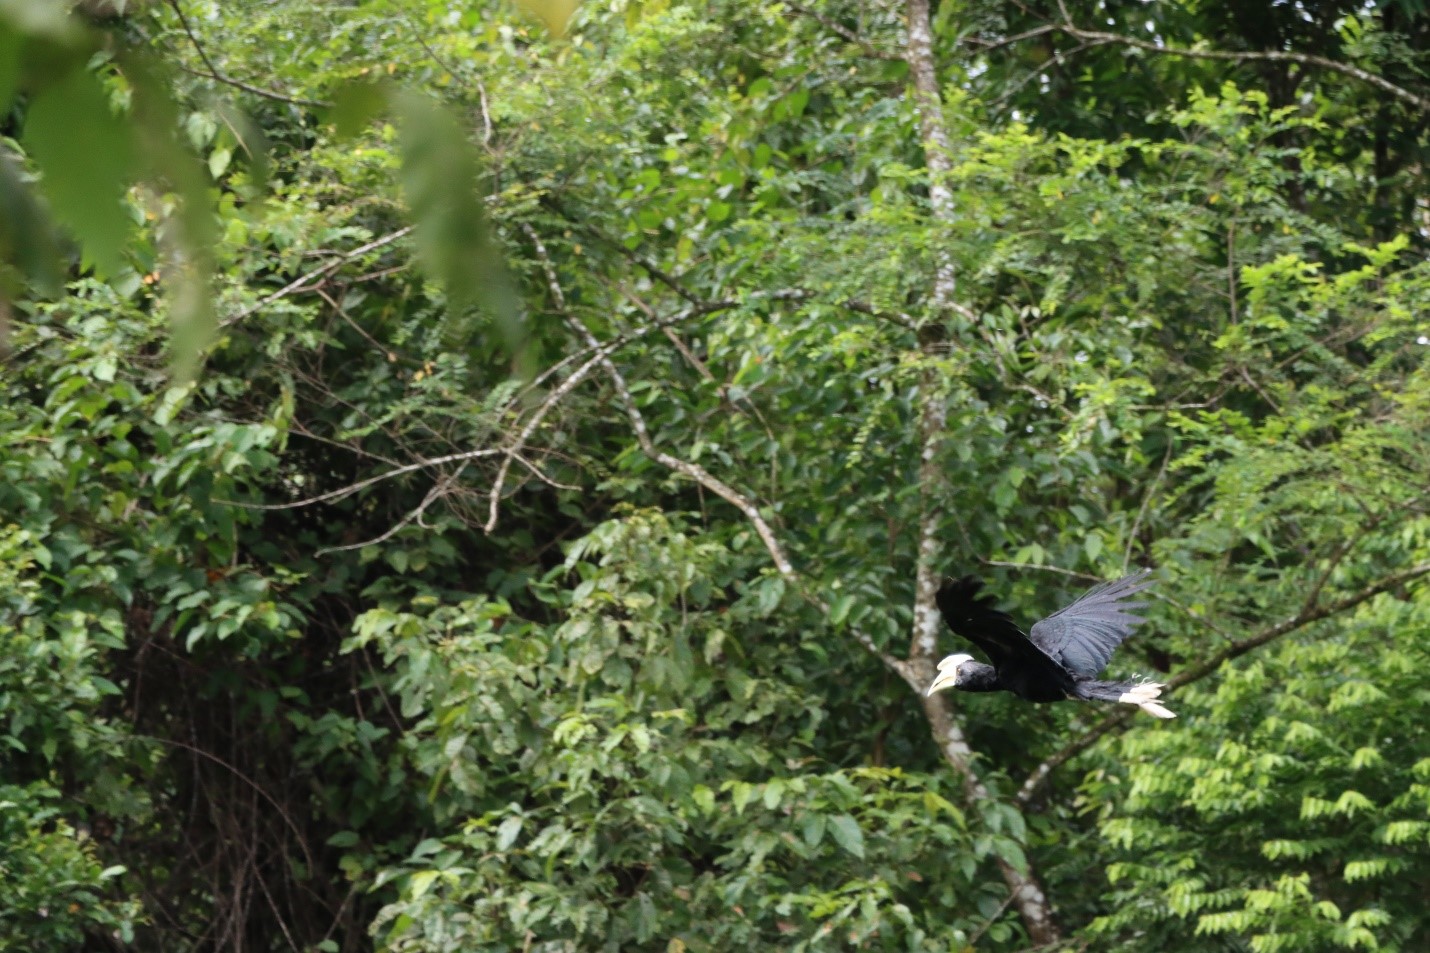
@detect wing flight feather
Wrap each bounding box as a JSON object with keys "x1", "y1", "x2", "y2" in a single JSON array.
[
  {"x1": 1028, "y1": 569, "x2": 1155, "y2": 677},
  {"x1": 935, "y1": 576, "x2": 1048, "y2": 670}
]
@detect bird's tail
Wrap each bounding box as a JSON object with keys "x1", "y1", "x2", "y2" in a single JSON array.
[{"x1": 1076, "y1": 679, "x2": 1176, "y2": 719}]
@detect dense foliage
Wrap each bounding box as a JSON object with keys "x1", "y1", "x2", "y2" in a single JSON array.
[{"x1": 3, "y1": 1, "x2": 1430, "y2": 951}]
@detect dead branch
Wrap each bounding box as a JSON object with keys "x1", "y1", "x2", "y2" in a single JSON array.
[{"x1": 980, "y1": 559, "x2": 1104, "y2": 583}]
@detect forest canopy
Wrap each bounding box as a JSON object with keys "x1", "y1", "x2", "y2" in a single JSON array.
[{"x1": 2, "y1": 0, "x2": 1430, "y2": 950}]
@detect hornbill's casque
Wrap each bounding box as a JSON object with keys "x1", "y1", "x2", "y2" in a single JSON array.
[{"x1": 925, "y1": 569, "x2": 1175, "y2": 719}]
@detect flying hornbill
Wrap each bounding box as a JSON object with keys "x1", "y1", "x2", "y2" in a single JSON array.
[{"x1": 925, "y1": 569, "x2": 1175, "y2": 719}]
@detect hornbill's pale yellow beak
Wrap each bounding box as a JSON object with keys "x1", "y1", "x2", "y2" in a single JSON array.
[{"x1": 925, "y1": 653, "x2": 974, "y2": 696}]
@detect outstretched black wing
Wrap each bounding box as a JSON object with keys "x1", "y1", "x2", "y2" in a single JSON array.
[
  {"x1": 936, "y1": 576, "x2": 1054, "y2": 670},
  {"x1": 1028, "y1": 569, "x2": 1155, "y2": 677}
]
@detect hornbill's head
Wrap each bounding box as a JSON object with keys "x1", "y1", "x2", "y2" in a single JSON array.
[{"x1": 925, "y1": 652, "x2": 976, "y2": 696}]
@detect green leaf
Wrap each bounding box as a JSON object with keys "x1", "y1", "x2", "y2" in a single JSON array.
[
  {"x1": 328, "y1": 80, "x2": 389, "y2": 140},
  {"x1": 23, "y1": 65, "x2": 135, "y2": 277},
  {"x1": 495, "y1": 815, "x2": 523, "y2": 851},
  {"x1": 391, "y1": 90, "x2": 524, "y2": 367},
  {"x1": 0, "y1": 151, "x2": 62, "y2": 294},
  {"x1": 408, "y1": 870, "x2": 439, "y2": 899},
  {"x1": 0, "y1": 21, "x2": 20, "y2": 114},
  {"x1": 1084, "y1": 534, "x2": 1103, "y2": 563},
  {"x1": 208, "y1": 146, "x2": 232, "y2": 180},
  {"x1": 513, "y1": 0, "x2": 579, "y2": 37},
  {"x1": 801, "y1": 813, "x2": 826, "y2": 849},
  {"x1": 829, "y1": 814, "x2": 865, "y2": 859}
]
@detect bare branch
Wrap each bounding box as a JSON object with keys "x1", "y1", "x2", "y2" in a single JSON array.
[
  {"x1": 1172, "y1": 561, "x2": 1430, "y2": 687},
  {"x1": 613, "y1": 244, "x2": 704, "y2": 305},
  {"x1": 316, "y1": 467, "x2": 458, "y2": 555},
  {"x1": 1299, "y1": 520, "x2": 1376, "y2": 618},
  {"x1": 222, "y1": 447, "x2": 502, "y2": 511},
  {"x1": 980, "y1": 559, "x2": 1104, "y2": 583},
  {"x1": 986, "y1": 39, "x2": 1115, "y2": 110},
  {"x1": 509, "y1": 451, "x2": 580, "y2": 492},
  {"x1": 314, "y1": 288, "x2": 392, "y2": 359},
  {"x1": 962, "y1": 23, "x2": 1060, "y2": 53},
  {"x1": 476, "y1": 79, "x2": 495, "y2": 148},
  {"x1": 837, "y1": 298, "x2": 919, "y2": 331},
  {"x1": 1016, "y1": 561, "x2": 1430, "y2": 806},
  {"x1": 484, "y1": 349, "x2": 608, "y2": 532}
]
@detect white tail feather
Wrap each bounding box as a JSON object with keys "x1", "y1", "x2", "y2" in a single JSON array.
[{"x1": 1117, "y1": 682, "x2": 1177, "y2": 719}]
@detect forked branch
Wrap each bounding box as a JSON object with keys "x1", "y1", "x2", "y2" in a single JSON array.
[{"x1": 521, "y1": 226, "x2": 912, "y2": 682}]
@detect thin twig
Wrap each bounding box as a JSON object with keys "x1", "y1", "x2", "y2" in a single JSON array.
[
  {"x1": 965, "y1": 888, "x2": 1021, "y2": 948},
  {"x1": 962, "y1": 24, "x2": 1060, "y2": 53},
  {"x1": 315, "y1": 288, "x2": 392, "y2": 358},
  {"x1": 252, "y1": 866, "x2": 302, "y2": 953},
  {"x1": 1123, "y1": 443, "x2": 1173, "y2": 572},
  {"x1": 483, "y1": 294, "x2": 739, "y2": 530},
  {"x1": 221, "y1": 227, "x2": 414, "y2": 328},
  {"x1": 144, "y1": 736, "x2": 315, "y2": 874},
  {"x1": 316, "y1": 468, "x2": 458, "y2": 555},
  {"x1": 981, "y1": 560, "x2": 1104, "y2": 582},
  {"x1": 838, "y1": 298, "x2": 920, "y2": 331},
  {"x1": 166, "y1": 0, "x2": 330, "y2": 108},
  {"x1": 222, "y1": 447, "x2": 503, "y2": 511}
]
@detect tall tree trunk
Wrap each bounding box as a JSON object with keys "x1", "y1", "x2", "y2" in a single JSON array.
[{"x1": 903, "y1": 0, "x2": 1062, "y2": 944}]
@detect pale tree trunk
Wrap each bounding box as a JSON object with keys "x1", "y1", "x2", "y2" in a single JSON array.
[{"x1": 903, "y1": 0, "x2": 1062, "y2": 944}]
